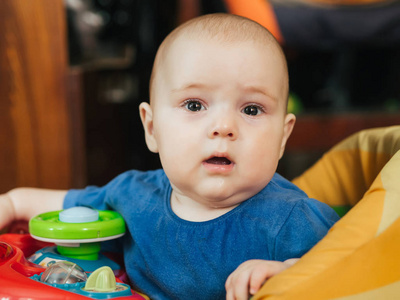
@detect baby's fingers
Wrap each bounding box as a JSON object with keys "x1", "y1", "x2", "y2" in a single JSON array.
[
  {"x1": 225, "y1": 268, "x2": 252, "y2": 300},
  {"x1": 248, "y1": 266, "x2": 269, "y2": 295},
  {"x1": 248, "y1": 259, "x2": 299, "y2": 295}
]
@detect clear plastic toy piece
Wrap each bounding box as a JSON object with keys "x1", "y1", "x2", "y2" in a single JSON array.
[{"x1": 41, "y1": 261, "x2": 87, "y2": 284}]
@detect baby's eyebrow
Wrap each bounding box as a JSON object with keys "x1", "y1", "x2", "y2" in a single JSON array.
[
  {"x1": 242, "y1": 85, "x2": 278, "y2": 102},
  {"x1": 171, "y1": 83, "x2": 280, "y2": 103}
]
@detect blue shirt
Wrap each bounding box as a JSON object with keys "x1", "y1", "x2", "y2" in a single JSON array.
[{"x1": 65, "y1": 169, "x2": 339, "y2": 300}]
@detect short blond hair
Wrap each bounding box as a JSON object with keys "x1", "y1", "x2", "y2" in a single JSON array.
[{"x1": 149, "y1": 13, "x2": 288, "y2": 103}]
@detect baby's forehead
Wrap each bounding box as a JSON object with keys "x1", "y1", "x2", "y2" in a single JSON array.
[
  {"x1": 159, "y1": 33, "x2": 282, "y2": 75},
  {"x1": 150, "y1": 14, "x2": 288, "y2": 101}
]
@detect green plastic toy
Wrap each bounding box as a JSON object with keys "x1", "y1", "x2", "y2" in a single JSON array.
[{"x1": 29, "y1": 207, "x2": 125, "y2": 260}]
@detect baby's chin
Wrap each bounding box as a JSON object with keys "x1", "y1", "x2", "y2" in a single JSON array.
[
  {"x1": 170, "y1": 173, "x2": 270, "y2": 209},
  {"x1": 192, "y1": 186, "x2": 262, "y2": 209}
]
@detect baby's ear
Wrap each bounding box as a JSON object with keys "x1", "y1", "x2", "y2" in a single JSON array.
[
  {"x1": 279, "y1": 113, "x2": 296, "y2": 159},
  {"x1": 139, "y1": 102, "x2": 159, "y2": 153}
]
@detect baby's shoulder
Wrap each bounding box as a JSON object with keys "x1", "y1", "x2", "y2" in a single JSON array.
[
  {"x1": 255, "y1": 173, "x2": 309, "y2": 204},
  {"x1": 109, "y1": 169, "x2": 168, "y2": 189},
  {"x1": 244, "y1": 174, "x2": 327, "y2": 220},
  {"x1": 100, "y1": 169, "x2": 170, "y2": 204}
]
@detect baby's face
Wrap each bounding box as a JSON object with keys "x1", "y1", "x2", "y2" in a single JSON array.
[{"x1": 141, "y1": 36, "x2": 295, "y2": 209}]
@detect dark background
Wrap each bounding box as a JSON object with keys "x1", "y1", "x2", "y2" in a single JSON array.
[{"x1": 67, "y1": 0, "x2": 400, "y2": 186}]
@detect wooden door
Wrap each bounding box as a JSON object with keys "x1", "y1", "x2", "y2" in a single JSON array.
[{"x1": 0, "y1": 0, "x2": 85, "y2": 192}]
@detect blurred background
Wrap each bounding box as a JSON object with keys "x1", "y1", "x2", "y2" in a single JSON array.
[{"x1": 1, "y1": 0, "x2": 400, "y2": 193}]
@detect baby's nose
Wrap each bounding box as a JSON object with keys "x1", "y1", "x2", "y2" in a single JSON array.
[
  {"x1": 209, "y1": 114, "x2": 238, "y2": 140},
  {"x1": 212, "y1": 127, "x2": 235, "y2": 138}
]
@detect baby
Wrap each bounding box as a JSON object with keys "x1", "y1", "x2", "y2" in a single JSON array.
[{"x1": 0, "y1": 13, "x2": 339, "y2": 300}]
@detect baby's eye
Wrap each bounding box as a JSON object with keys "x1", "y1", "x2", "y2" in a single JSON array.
[
  {"x1": 184, "y1": 100, "x2": 205, "y2": 112},
  {"x1": 242, "y1": 105, "x2": 264, "y2": 116}
]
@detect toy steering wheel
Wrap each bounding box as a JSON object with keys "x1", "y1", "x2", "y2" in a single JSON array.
[{"x1": 29, "y1": 207, "x2": 125, "y2": 260}]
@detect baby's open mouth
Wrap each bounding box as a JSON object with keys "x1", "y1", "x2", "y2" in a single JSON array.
[{"x1": 205, "y1": 157, "x2": 232, "y2": 165}]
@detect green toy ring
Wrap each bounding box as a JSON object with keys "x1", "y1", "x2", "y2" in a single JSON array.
[{"x1": 29, "y1": 209, "x2": 126, "y2": 243}]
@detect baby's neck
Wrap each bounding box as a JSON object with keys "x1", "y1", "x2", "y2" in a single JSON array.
[{"x1": 170, "y1": 190, "x2": 239, "y2": 222}]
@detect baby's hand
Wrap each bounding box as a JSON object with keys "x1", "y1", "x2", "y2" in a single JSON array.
[{"x1": 225, "y1": 258, "x2": 298, "y2": 300}]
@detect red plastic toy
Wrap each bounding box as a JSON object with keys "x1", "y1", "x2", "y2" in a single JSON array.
[{"x1": 0, "y1": 233, "x2": 146, "y2": 299}]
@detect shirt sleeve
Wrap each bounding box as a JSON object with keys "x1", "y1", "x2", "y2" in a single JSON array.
[
  {"x1": 64, "y1": 169, "x2": 166, "y2": 211},
  {"x1": 273, "y1": 198, "x2": 339, "y2": 261},
  {"x1": 64, "y1": 185, "x2": 110, "y2": 210},
  {"x1": 63, "y1": 170, "x2": 137, "y2": 210},
  {"x1": 63, "y1": 171, "x2": 139, "y2": 254}
]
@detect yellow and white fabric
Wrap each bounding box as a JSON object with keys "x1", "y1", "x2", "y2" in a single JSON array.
[{"x1": 254, "y1": 126, "x2": 400, "y2": 299}]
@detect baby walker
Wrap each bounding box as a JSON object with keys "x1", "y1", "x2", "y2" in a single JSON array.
[{"x1": 0, "y1": 206, "x2": 146, "y2": 299}]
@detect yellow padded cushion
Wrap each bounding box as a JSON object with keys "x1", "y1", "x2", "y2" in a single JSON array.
[
  {"x1": 253, "y1": 126, "x2": 400, "y2": 299},
  {"x1": 293, "y1": 126, "x2": 400, "y2": 207}
]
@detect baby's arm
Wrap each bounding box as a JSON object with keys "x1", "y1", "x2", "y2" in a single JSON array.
[
  {"x1": 0, "y1": 188, "x2": 66, "y2": 230},
  {"x1": 225, "y1": 258, "x2": 299, "y2": 300}
]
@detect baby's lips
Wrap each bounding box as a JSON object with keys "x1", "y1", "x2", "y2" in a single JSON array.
[{"x1": 204, "y1": 156, "x2": 232, "y2": 165}]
